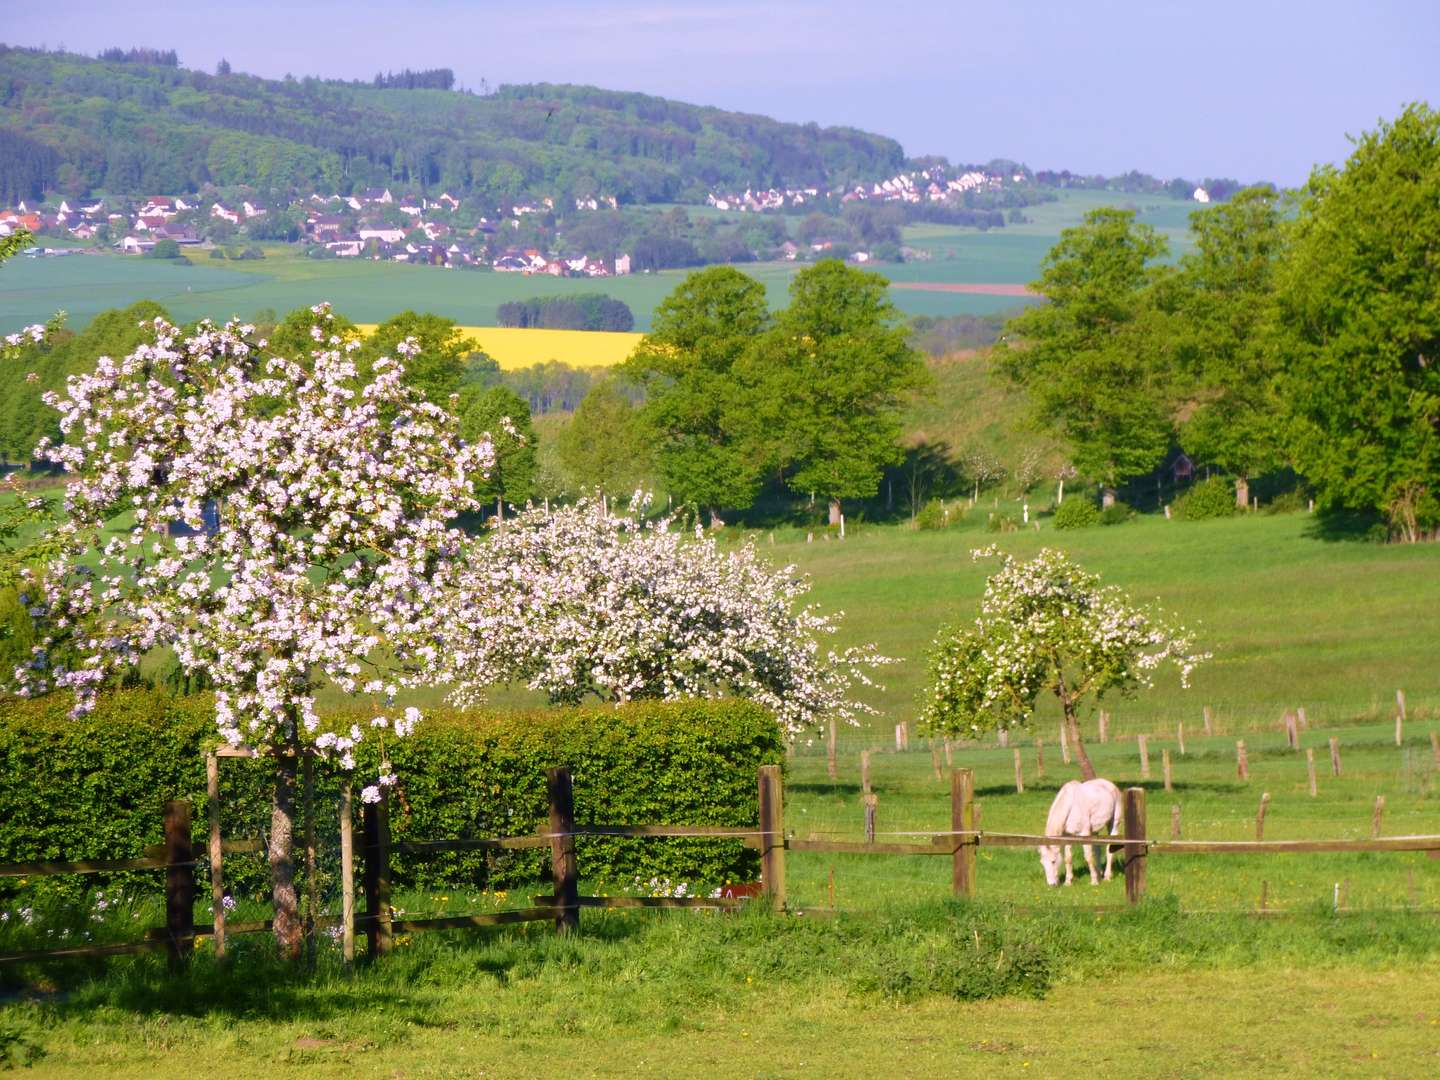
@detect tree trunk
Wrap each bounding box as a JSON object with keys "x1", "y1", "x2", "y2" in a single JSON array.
[
  {"x1": 1056, "y1": 477, "x2": 1065, "y2": 505},
  {"x1": 828, "y1": 498, "x2": 842, "y2": 527},
  {"x1": 269, "y1": 747, "x2": 303, "y2": 961},
  {"x1": 1234, "y1": 474, "x2": 1249, "y2": 510},
  {"x1": 1063, "y1": 703, "x2": 1097, "y2": 782},
  {"x1": 708, "y1": 506, "x2": 725, "y2": 530},
  {"x1": 1101, "y1": 486, "x2": 1117, "y2": 509}
]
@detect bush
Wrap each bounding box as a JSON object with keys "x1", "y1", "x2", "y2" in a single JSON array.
[
  {"x1": 1263, "y1": 489, "x2": 1309, "y2": 516},
  {"x1": 913, "y1": 498, "x2": 955, "y2": 530},
  {"x1": 0, "y1": 690, "x2": 784, "y2": 901},
  {"x1": 985, "y1": 511, "x2": 1020, "y2": 533},
  {"x1": 1100, "y1": 501, "x2": 1134, "y2": 526},
  {"x1": 1052, "y1": 498, "x2": 1101, "y2": 529},
  {"x1": 1174, "y1": 477, "x2": 1236, "y2": 521}
]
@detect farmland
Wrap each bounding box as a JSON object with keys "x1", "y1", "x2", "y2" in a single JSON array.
[
  {"x1": 356, "y1": 324, "x2": 642, "y2": 369},
  {"x1": 0, "y1": 189, "x2": 1208, "y2": 336}
]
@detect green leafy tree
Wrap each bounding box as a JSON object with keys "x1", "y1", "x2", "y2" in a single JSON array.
[
  {"x1": 1275, "y1": 103, "x2": 1440, "y2": 541},
  {"x1": 750, "y1": 260, "x2": 928, "y2": 525},
  {"x1": 1176, "y1": 187, "x2": 1289, "y2": 507},
  {"x1": 999, "y1": 208, "x2": 1176, "y2": 505},
  {"x1": 359, "y1": 311, "x2": 476, "y2": 405},
  {"x1": 456, "y1": 384, "x2": 538, "y2": 512},
  {"x1": 0, "y1": 228, "x2": 33, "y2": 263},
  {"x1": 624, "y1": 267, "x2": 770, "y2": 526},
  {"x1": 557, "y1": 380, "x2": 653, "y2": 497}
]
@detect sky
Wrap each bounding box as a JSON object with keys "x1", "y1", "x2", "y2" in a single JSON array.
[{"x1": 11, "y1": 0, "x2": 1439, "y2": 186}]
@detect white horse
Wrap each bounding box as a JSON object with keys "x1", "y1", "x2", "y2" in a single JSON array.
[{"x1": 1038, "y1": 778, "x2": 1122, "y2": 886}]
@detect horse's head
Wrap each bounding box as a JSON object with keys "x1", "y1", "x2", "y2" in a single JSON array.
[{"x1": 1038, "y1": 844, "x2": 1062, "y2": 886}]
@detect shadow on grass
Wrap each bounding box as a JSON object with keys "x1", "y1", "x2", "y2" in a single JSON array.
[{"x1": 1302, "y1": 509, "x2": 1387, "y2": 543}]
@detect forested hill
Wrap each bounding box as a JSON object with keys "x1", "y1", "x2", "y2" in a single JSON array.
[{"x1": 0, "y1": 45, "x2": 906, "y2": 206}]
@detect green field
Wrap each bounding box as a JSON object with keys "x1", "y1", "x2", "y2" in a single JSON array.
[{"x1": 0, "y1": 190, "x2": 1203, "y2": 336}]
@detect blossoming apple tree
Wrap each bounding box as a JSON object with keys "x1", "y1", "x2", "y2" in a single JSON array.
[
  {"x1": 434, "y1": 497, "x2": 889, "y2": 735},
  {"x1": 17, "y1": 306, "x2": 493, "y2": 958},
  {"x1": 920, "y1": 547, "x2": 1207, "y2": 781}
]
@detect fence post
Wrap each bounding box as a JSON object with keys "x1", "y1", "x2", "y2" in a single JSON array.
[
  {"x1": 1297, "y1": 706, "x2": 1308, "y2": 730},
  {"x1": 864, "y1": 793, "x2": 877, "y2": 844},
  {"x1": 1330, "y1": 736, "x2": 1342, "y2": 777},
  {"x1": 901, "y1": 722, "x2": 910, "y2": 751},
  {"x1": 1035, "y1": 737, "x2": 1045, "y2": 781},
  {"x1": 1255, "y1": 792, "x2": 1271, "y2": 840},
  {"x1": 1138, "y1": 735, "x2": 1150, "y2": 780},
  {"x1": 163, "y1": 799, "x2": 194, "y2": 971},
  {"x1": 1306, "y1": 748, "x2": 1318, "y2": 798},
  {"x1": 339, "y1": 783, "x2": 355, "y2": 966},
  {"x1": 205, "y1": 753, "x2": 225, "y2": 960},
  {"x1": 860, "y1": 749, "x2": 871, "y2": 795},
  {"x1": 1397, "y1": 688, "x2": 1407, "y2": 724},
  {"x1": 1396, "y1": 713, "x2": 1404, "y2": 748},
  {"x1": 1013, "y1": 748, "x2": 1024, "y2": 793},
  {"x1": 1372, "y1": 795, "x2": 1385, "y2": 839},
  {"x1": 547, "y1": 767, "x2": 580, "y2": 933},
  {"x1": 362, "y1": 793, "x2": 393, "y2": 958},
  {"x1": 1162, "y1": 749, "x2": 1173, "y2": 793},
  {"x1": 952, "y1": 767, "x2": 976, "y2": 899},
  {"x1": 1236, "y1": 740, "x2": 1249, "y2": 781},
  {"x1": 758, "y1": 765, "x2": 786, "y2": 913},
  {"x1": 1203, "y1": 705, "x2": 1214, "y2": 737},
  {"x1": 895, "y1": 724, "x2": 904, "y2": 752},
  {"x1": 827, "y1": 717, "x2": 837, "y2": 780},
  {"x1": 1170, "y1": 802, "x2": 1182, "y2": 840},
  {"x1": 1177, "y1": 720, "x2": 1185, "y2": 757},
  {"x1": 1284, "y1": 711, "x2": 1298, "y2": 751},
  {"x1": 1123, "y1": 787, "x2": 1146, "y2": 906}
]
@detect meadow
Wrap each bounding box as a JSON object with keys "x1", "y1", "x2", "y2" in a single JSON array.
[
  {"x1": 0, "y1": 189, "x2": 1206, "y2": 336},
  {"x1": 354, "y1": 324, "x2": 642, "y2": 369}
]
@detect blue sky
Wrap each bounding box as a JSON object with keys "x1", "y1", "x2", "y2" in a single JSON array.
[{"x1": 12, "y1": 0, "x2": 1438, "y2": 185}]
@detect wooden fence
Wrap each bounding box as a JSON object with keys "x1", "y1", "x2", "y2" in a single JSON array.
[{"x1": 6, "y1": 761, "x2": 1440, "y2": 968}]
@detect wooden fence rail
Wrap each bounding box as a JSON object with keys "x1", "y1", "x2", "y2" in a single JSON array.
[{"x1": 7, "y1": 761, "x2": 1440, "y2": 968}]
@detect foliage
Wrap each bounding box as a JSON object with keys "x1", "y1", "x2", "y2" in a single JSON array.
[
  {"x1": 907, "y1": 313, "x2": 1007, "y2": 357},
  {"x1": 0, "y1": 47, "x2": 904, "y2": 207},
  {"x1": 0, "y1": 689, "x2": 782, "y2": 900},
  {"x1": 1275, "y1": 103, "x2": 1440, "y2": 542},
  {"x1": 497, "y1": 294, "x2": 634, "y2": 332},
  {"x1": 624, "y1": 267, "x2": 771, "y2": 521},
  {"x1": 1173, "y1": 477, "x2": 1237, "y2": 521},
  {"x1": 1051, "y1": 497, "x2": 1101, "y2": 529},
  {"x1": 748, "y1": 261, "x2": 929, "y2": 518},
  {"x1": 920, "y1": 547, "x2": 1206, "y2": 780},
  {"x1": 1099, "y1": 500, "x2": 1133, "y2": 526},
  {"x1": 16, "y1": 306, "x2": 492, "y2": 955},
  {"x1": 555, "y1": 380, "x2": 652, "y2": 496},
  {"x1": 913, "y1": 498, "x2": 955, "y2": 530},
  {"x1": 999, "y1": 208, "x2": 1177, "y2": 494},
  {"x1": 1174, "y1": 187, "x2": 1289, "y2": 498},
  {"x1": 455, "y1": 384, "x2": 537, "y2": 507},
  {"x1": 433, "y1": 497, "x2": 890, "y2": 736},
  {"x1": 985, "y1": 511, "x2": 1020, "y2": 533},
  {"x1": 359, "y1": 311, "x2": 479, "y2": 405}
]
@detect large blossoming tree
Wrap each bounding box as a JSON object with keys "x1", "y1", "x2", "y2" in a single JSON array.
[
  {"x1": 434, "y1": 497, "x2": 889, "y2": 736},
  {"x1": 920, "y1": 548, "x2": 1207, "y2": 780},
  {"x1": 17, "y1": 307, "x2": 493, "y2": 958}
]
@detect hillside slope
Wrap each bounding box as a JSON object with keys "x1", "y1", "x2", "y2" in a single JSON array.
[{"x1": 0, "y1": 46, "x2": 904, "y2": 205}]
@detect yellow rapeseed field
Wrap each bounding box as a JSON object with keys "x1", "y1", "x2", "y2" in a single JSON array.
[{"x1": 356, "y1": 325, "x2": 642, "y2": 370}]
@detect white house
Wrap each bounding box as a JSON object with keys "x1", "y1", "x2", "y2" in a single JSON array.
[{"x1": 358, "y1": 227, "x2": 406, "y2": 244}]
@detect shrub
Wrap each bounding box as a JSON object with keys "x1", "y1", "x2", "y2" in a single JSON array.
[
  {"x1": 913, "y1": 498, "x2": 954, "y2": 530},
  {"x1": 1051, "y1": 498, "x2": 1101, "y2": 530},
  {"x1": 985, "y1": 511, "x2": 1020, "y2": 533},
  {"x1": 1174, "y1": 477, "x2": 1237, "y2": 521},
  {"x1": 1263, "y1": 489, "x2": 1309, "y2": 516},
  {"x1": 1100, "y1": 501, "x2": 1134, "y2": 526},
  {"x1": 0, "y1": 690, "x2": 784, "y2": 901}
]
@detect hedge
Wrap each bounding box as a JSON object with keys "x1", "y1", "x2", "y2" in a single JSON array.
[{"x1": 0, "y1": 690, "x2": 785, "y2": 900}]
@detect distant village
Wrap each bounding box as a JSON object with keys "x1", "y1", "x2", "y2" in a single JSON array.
[{"x1": 0, "y1": 163, "x2": 1215, "y2": 272}]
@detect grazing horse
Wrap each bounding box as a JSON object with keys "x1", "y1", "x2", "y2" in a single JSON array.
[{"x1": 1038, "y1": 778, "x2": 1122, "y2": 886}]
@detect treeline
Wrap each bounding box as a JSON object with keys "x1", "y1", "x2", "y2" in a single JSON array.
[
  {"x1": 1001, "y1": 104, "x2": 1440, "y2": 542},
  {"x1": 97, "y1": 47, "x2": 178, "y2": 66},
  {"x1": 0, "y1": 46, "x2": 905, "y2": 207},
  {"x1": 372, "y1": 68, "x2": 454, "y2": 90},
  {"x1": 497, "y1": 294, "x2": 634, "y2": 331}
]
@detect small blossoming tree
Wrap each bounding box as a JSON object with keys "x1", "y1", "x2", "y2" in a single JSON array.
[
  {"x1": 17, "y1": 307, "x2": 493, "y2": 958},
  {"x1": 920, "y1": 547, "x2": 1207, "y2": 780},
  {"x1": 434, "y1": 497, "x2": 889, "y2": 736}
]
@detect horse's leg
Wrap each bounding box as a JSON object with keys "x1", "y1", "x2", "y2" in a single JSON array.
[
  {"x1": 1103, "y1": 828, "x2": 1117, "y2": 881},
  {"x1": 1082, "y1": 835, "x2": 1100, "y2": 885},
  {"x1": 1063, "y1": 844, "x2": 1074, "y2": 885}
]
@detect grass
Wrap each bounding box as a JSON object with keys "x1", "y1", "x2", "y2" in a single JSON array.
[{"x1": 0, "y1": 190, "x2": 1199, "y2": 336}]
